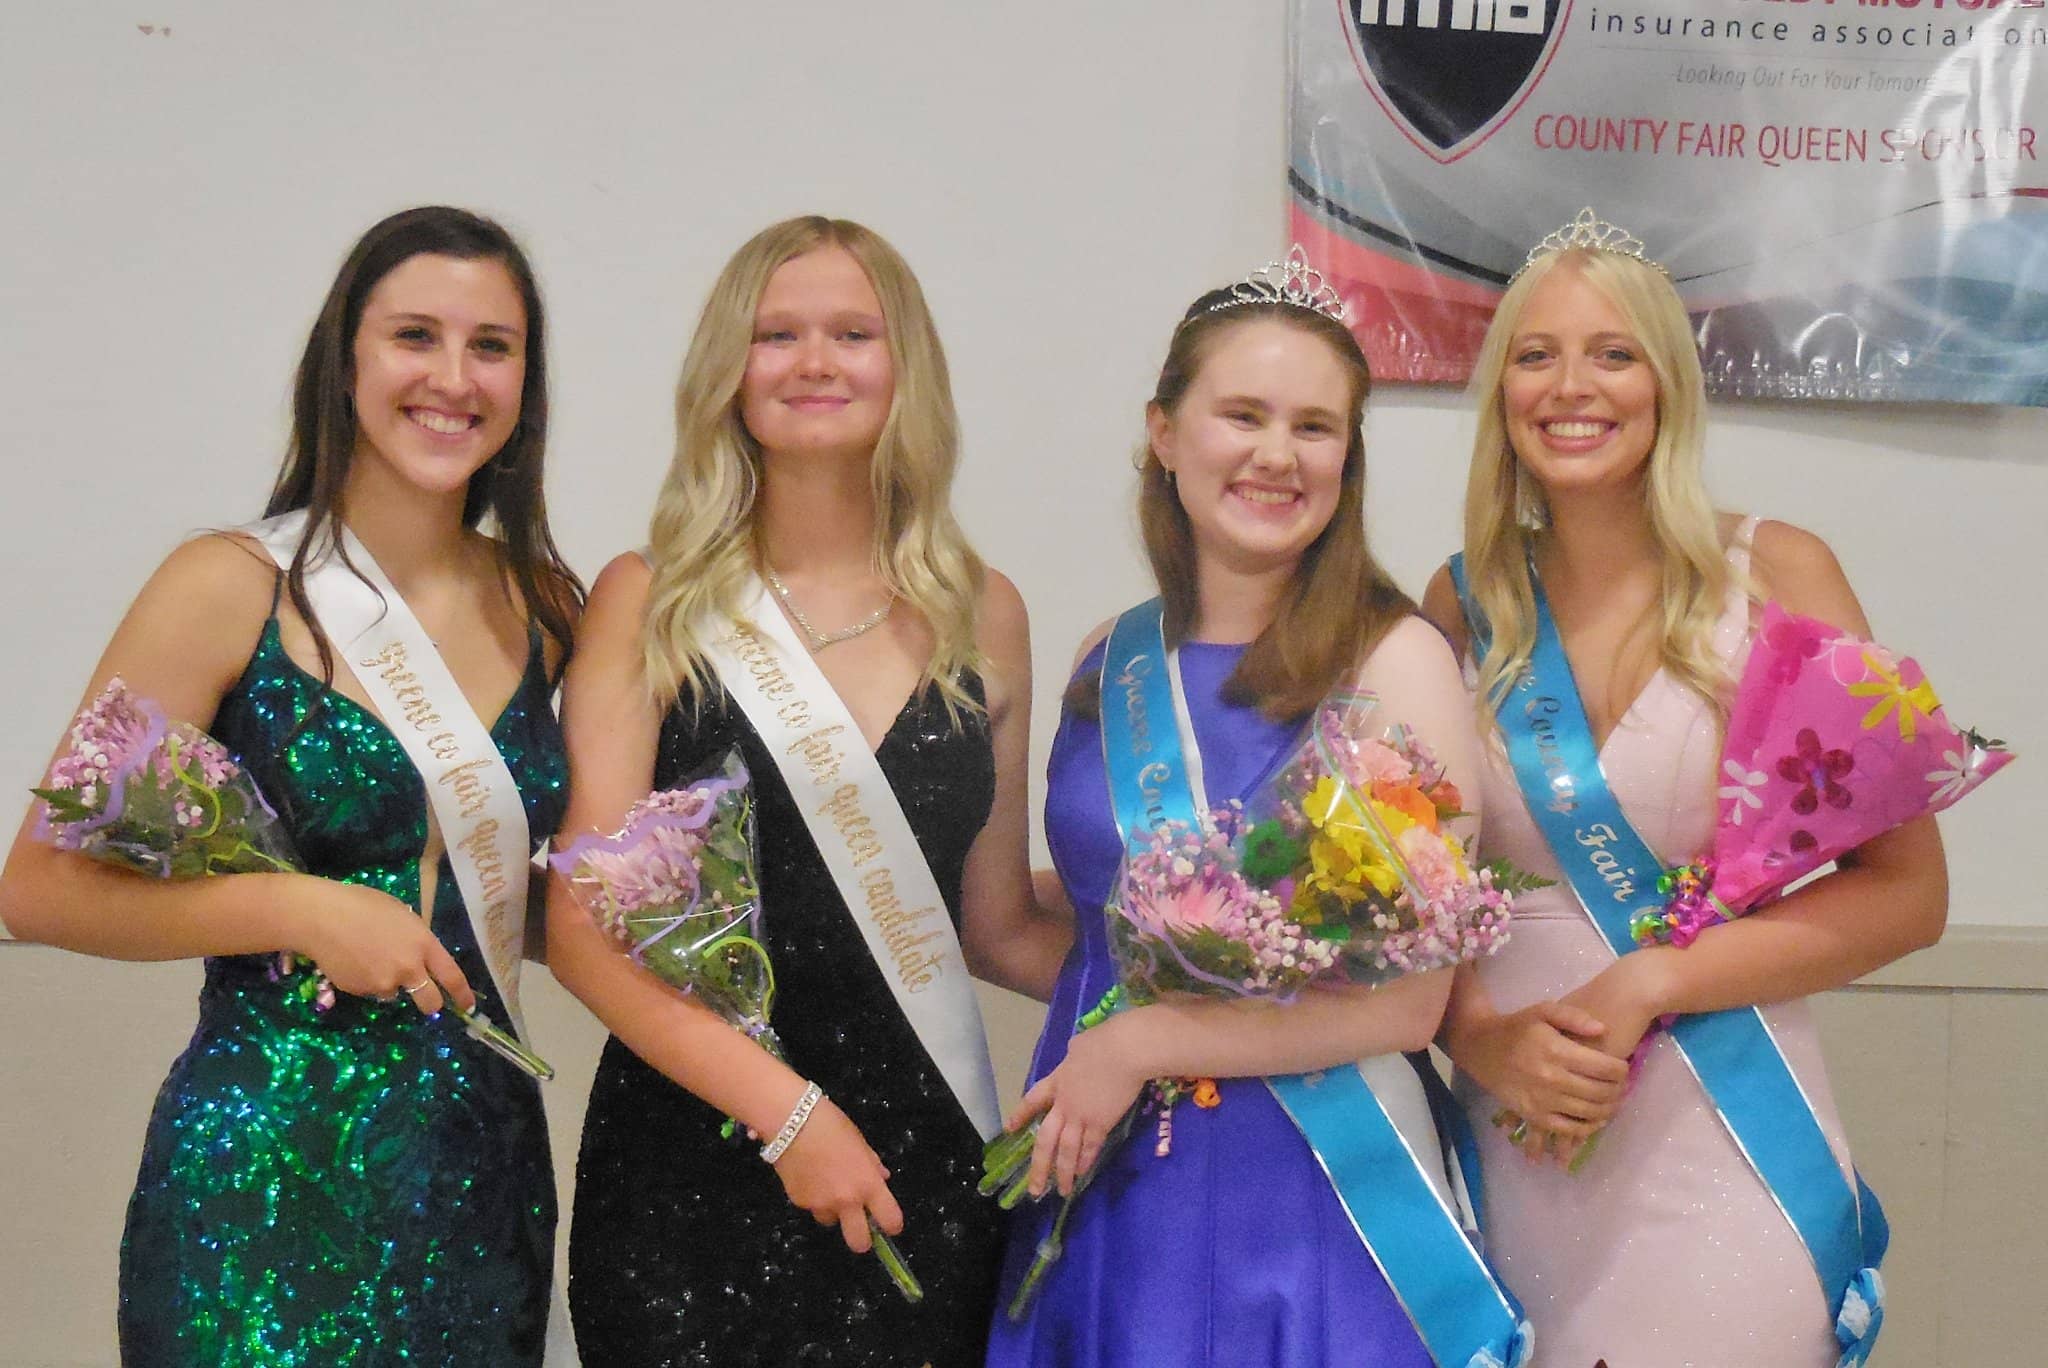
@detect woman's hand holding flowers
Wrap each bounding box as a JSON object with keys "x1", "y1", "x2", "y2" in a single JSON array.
[
  {"x1": 289, "y1": 879, "x2": 474, "y2": 1016},
  {"x1": 771, "y1": 1094, "x2": 904, "y2": 1256},
  {"x1": 1010, "y1": 1011, "x2": 1152, "y2": 1198}
]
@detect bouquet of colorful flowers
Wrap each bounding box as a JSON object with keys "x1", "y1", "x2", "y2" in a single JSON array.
[
  {"x1": 984, "y1": 691, "x2": 1529, "y2": 1317},
  {"x1": 31, "y1": 676, "x2": 555, "y2": 1080},
  {"x1": 549, "y1": 749, "x2": 922, "y2": 1303},
  {"x1": 1631, "y1": 602, "x2": 2012, "y2": 947}
]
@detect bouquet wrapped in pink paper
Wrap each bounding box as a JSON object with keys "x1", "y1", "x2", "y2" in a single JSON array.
[
  {"x1": 549, "y1": 749, "x2": 922, "y2": 1303},
  {"x1": 1632, "y1": 603, "x2": 2014, "y2": 948},
  {"x1": 31, "y1": 676, "x2": 556, "y2": 1079},
  {"x1": 1523, "y1": 606, "x2": 2015, "y2": 1172},
  {"x1": 983, "y1": 691, "x2": 1532, "y2": 1317}
]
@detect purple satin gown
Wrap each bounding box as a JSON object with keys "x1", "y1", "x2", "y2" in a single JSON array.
[{"x1": 987, "y1": 641, "x2": 1436, "y2": 1368}]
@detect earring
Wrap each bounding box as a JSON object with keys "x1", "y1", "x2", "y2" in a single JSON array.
[{"x1": 1513, "y1": 464, "x2": 1548, "y2": 531}]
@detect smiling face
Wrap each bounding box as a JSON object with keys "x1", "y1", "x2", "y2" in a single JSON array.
[
  {"x1": 1500, "y1": 261, "x2": 1659, "y2": 503},
  {"x1": 1147, "y1": 315, "x2": 1355, "y2": 578},
  {"x1": 738, "y1": 245, "x2": 895, "y2": 465},
  {"x1": 348, "y1": 252, "x2": 527, "y2": 499}
]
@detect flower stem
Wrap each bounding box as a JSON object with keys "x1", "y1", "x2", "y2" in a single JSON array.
[
  {"x1": 1005, "y1": 1195, "x2": 1075, "y2": 1321},
  {"x1": 450, "y1": 1005, "x2": 555, "y2": 1081},
  {"x1": 870, "y1": 1223, "x2": 923, "y2": 1303}
]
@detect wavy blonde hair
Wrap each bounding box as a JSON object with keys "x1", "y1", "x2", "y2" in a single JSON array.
[
  {"x1": 642, "y1": 216, "x2": 985, "y2": 716},
  {"x1": 1464, "y1": 246, "x2": 1731, "y2": 724}
]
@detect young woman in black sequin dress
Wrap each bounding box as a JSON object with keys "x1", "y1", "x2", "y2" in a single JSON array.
[{"x1": 547, "y1": 216, "x2": 1069, "y2": 1367}]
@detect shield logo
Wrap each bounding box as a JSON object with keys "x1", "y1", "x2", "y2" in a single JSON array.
[{"x1": 1342, "y1": 0, "x2": 1571, "y2": 163}]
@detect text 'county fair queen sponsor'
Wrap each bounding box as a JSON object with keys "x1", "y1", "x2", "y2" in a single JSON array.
[{"x1": 1290, "y1": 0, "x2": 2048, "y2": 403}]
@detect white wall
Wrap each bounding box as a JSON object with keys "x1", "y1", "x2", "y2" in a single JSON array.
[{"x1": 2, "y1": 3, "x2": 2043, "y2": 1362}]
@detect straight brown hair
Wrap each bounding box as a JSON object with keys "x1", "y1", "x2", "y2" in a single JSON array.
[
  {"x1": 1070, "y1": 292, "x2": 1414, "y2": 723},
  {"x1": 265, "y1": 206, "x2": 584, "y2": 698}
]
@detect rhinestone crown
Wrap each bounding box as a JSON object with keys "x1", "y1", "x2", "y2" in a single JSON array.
[
  {"x1": 1512, "y1": 207, "x2": 1668, "y2": 283},
  {"x1": 1208, "y1": 245, "x2": 1349, "y2": 323}
]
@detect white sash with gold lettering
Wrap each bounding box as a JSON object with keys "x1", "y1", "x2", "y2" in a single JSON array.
[
  {"x1": 700, "y1": 578, "x2": 1003, "y2": 1141},
  {"x1": 246, "y1": 511, "x2": 535, "y2": 1044}
]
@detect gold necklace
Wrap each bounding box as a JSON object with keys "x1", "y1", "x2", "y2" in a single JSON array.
[{"x1": 763, "y1": 567, "x2": 895, "y2": 651}]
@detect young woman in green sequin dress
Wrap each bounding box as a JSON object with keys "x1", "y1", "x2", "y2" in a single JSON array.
[{"x1": 0, "y1": 206, "x2": 584, "y2": 1366}]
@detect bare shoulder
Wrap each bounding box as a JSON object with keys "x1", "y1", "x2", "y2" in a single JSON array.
[
  {"x1": 1356, "y1": 614, "x2": 1461, "y2": 693},
  {"x1": 84, "y1": 532, "x2": 278, "y2": 718},
  {"x1": 134, "y1": 532, "x2": 278, "y2": 649},
  {"x1": 1419, "y1": 562, "x2": 1470, "y2": 661},
  {"x1": 158, "y1": 530, "x2": 279, "y2": 601},
  {"x1": 575, "y1": 550, "x2": 654, "y2": 645},
  {"x1": 1069, "y1": 614, "x2": 1118, "y2": 678},
  {"x1": 975, "y1": 566, "x2": 1030, "y2": 655},
  {"x1": 974, "y1": 566, "x2": 1032, "y2": 721},
  {"x1": 1746, "y1": 519, "x2": 1871, "y2": 636}
]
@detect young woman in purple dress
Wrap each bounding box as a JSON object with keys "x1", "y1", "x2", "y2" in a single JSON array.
[{"x1": 987, "y1": 260, "x2": 1485, "y2": 1367}]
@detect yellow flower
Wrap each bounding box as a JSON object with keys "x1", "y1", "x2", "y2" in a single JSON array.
[
  {"x1": 1306, "y1": 831, "x2": 1399, "y2": 899},
  {"x1": 1846, "y1": 651, "x2": 1939, "y2": 741}
]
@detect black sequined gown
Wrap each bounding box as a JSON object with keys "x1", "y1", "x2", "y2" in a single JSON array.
[{"x1": 569, "y1": 679, "x2": 1000, "y2": 1368}]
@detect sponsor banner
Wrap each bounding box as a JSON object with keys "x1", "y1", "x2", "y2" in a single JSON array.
[{"x1": 1290, "y1": 0, "x2": 2048, "y2": 403}]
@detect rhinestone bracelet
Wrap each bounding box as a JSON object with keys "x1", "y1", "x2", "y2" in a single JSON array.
[{"x1": 760, "y1": 1080, "x2": 825, "y2": 1165}]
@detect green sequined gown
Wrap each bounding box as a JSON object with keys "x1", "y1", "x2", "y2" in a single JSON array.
[{"x1": 117, "y1": 619, "x2": 566, "y2": 1366}]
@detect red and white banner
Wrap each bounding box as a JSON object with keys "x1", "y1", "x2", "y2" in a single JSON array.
[{"x1": 1290, "y1": 0, "x2": 2048, "y2": 403}]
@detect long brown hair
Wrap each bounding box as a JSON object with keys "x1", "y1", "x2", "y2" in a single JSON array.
[
  {"x1": 264, "y1": 205, "x2": 584, "y2": 692},
  {"x1": 1071, "y1": 292, "x2": 1415, "y2": 722}
]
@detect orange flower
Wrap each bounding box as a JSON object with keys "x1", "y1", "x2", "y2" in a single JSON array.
[
  {"x1": 1192, "y1": 1078, "x2": 1221, "y2": 1108},
  {"x1": 1425, "y1": 778, "x2": 1462, "y2": 815},
  {"x1": 1372, "y1": 780, "x2": 1439, "y2": 833}
]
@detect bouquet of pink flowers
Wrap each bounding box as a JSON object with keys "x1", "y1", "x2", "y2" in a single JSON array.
[
  {"x1": 35, "y1": 676, "x2": 324, "y2": 1002},
  {"x1": 549, "y1": 750, "x2": 922, "y2": 1303},
  {"x1": 36, "y1": 677, "x2": 297, "y2": 880},
  {"x1": 984, "y1": 692, "x2": 1529, "y2": 1317},
  {"x1": 1633, "y1": 603, "x2": 2013, "y2": 948},
  {"x1": 31, "y1": 677, "x2": 556, "y2": 1079}
]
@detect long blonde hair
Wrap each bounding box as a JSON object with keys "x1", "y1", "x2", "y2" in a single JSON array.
[
  {"x1": 1464, "y1": 247, "x2": 1730, "y2": 722},
  {"x1": 642, "y1": 216, "x2": 985, "y2": 715}
]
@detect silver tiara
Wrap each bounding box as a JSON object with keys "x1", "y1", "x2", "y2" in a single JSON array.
[
  {"x1": 1208, "y1": 245, "x2": 1349, "y2": 323},
  {"x1": 1511, "y1": 207, "x2": 1668, "y2": 283}
]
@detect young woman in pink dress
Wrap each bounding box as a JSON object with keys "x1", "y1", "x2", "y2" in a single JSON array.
[{"x1": 1422, "y1": 215, "x2": 1947, "y2": 1367}]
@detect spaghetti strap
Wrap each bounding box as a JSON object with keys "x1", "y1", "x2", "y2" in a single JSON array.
[
  {"x1": 1716, "y1": 514, "x2": 1765, "y2": 662},
  {"x1": 267, "y1": 570, "x2": 285, "y2": 619},
  {"x1": 1727, "y1": 513, "x2": 1763, "y2": 577}
]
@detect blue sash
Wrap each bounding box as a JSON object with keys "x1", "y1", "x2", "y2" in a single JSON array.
[
  {"x1": 1449, "y1": 556, "x2": 1888, "y2": 1366},
  {"x1": 1098, "y1": 601, "x2": 1531, "y2": 1368}
]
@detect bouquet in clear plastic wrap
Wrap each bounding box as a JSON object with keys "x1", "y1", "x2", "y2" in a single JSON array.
[
  {"x1": 549, "y1": 749, "x2": 922, "y2": 1303},
  {"x1": 35, "y1": 677, "x2": 297, "y2": 879},
  {"x1": 34, "y1": 676, "x2": 325, "y2": 1005},
  {"x1": 984, "y1": 691, "x2": 1530, "y2": 1317},
  {"x1": 31, "y1": 676, "x2": 555, "y2": 1078}
]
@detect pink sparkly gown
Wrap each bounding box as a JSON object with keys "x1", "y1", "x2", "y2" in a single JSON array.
[{"x1": 1454, "y1": 518, "x2": 1858, "y2": 1367}]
